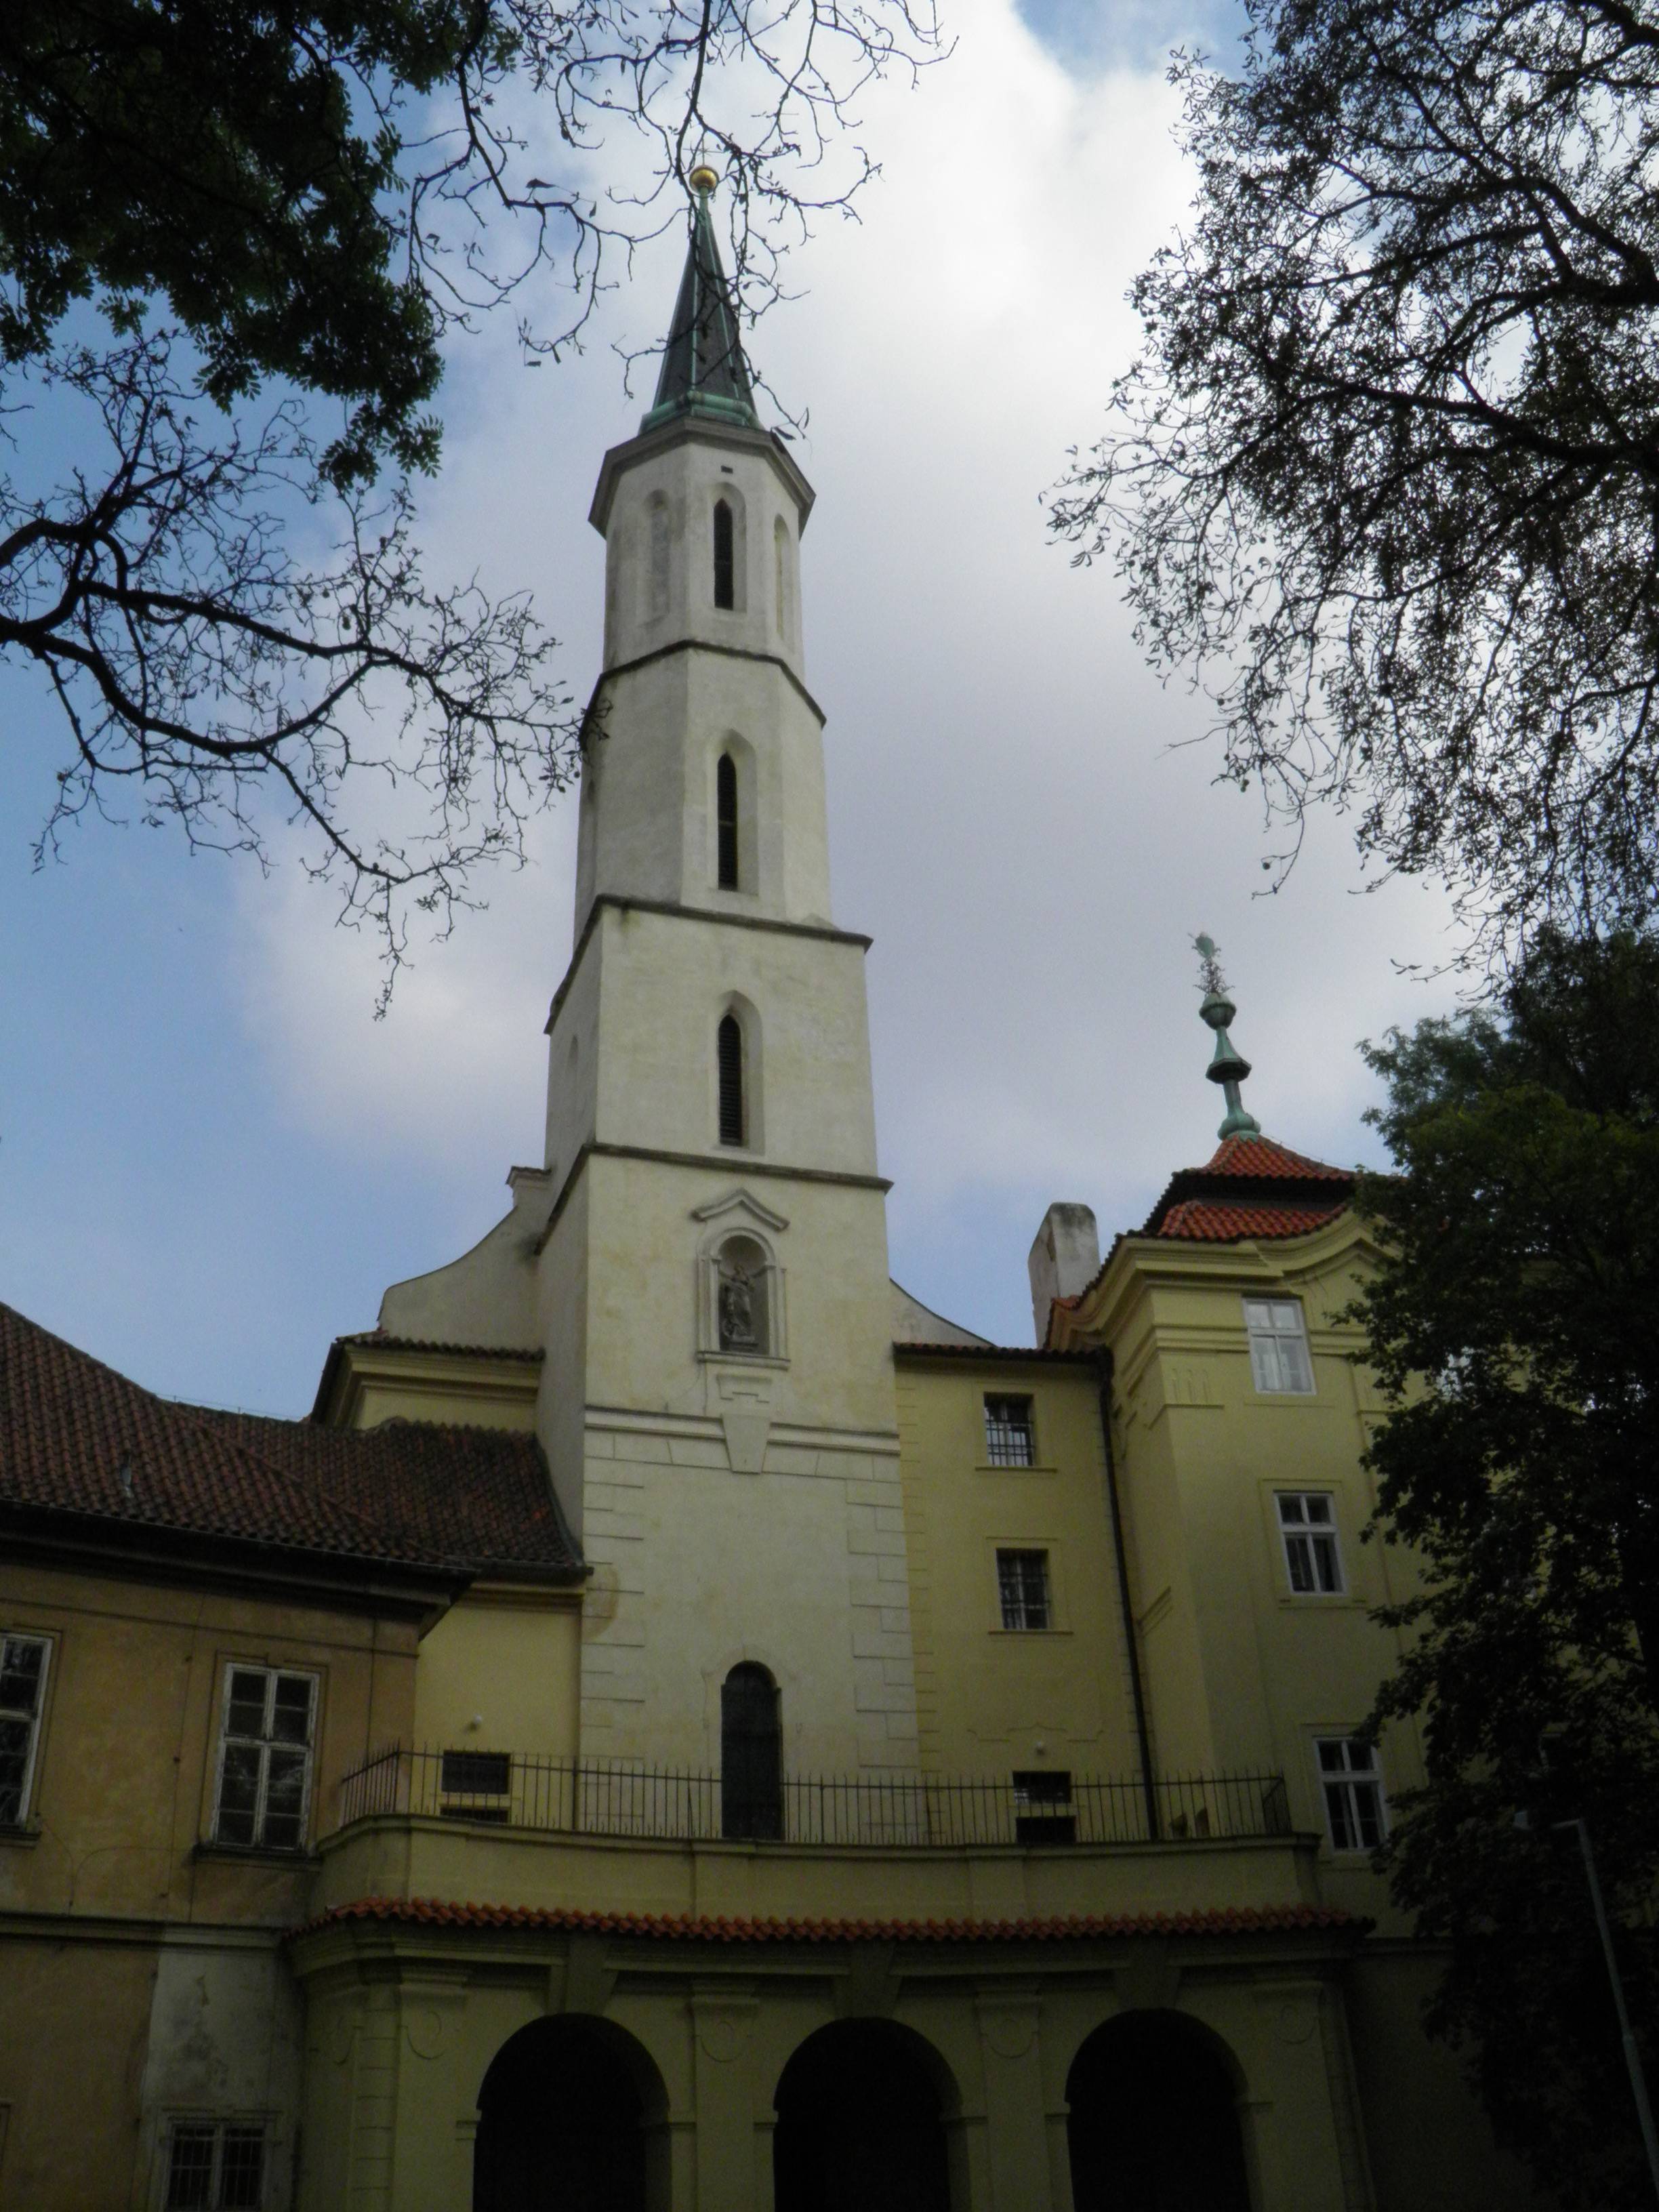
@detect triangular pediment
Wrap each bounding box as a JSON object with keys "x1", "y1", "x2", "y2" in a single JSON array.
[{"x1": 690, "y1": 1188, "x2": 790, "y2": 1234}]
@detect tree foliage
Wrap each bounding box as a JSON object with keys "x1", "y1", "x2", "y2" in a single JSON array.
[
  {"x1": 0, "y1": 0, "x2": 937, "y2": 982},
  {"x1": 1355, "y1": 929, "x2": 1659, "y2": 2206},
  {"x1": 1052, "y1": 0, "x2": 1659, "y2": 960}
]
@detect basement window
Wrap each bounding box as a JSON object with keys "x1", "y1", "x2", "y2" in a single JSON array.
[{"x1": 165, "y1": 2121, "x2": 266, "y2": 2210}]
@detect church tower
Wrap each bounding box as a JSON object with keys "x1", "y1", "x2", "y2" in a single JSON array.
[{"x1": 532, "y1": 172, "x2": 918, "y2": 1778}]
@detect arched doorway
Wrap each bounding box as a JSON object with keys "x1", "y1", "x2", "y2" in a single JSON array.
[
  {"x1": 474, "y1": 2014, "x2": 665, "y2": 2212},
  {"x1": 1066, "y1": 2010, "x2": 1252, "y2": 2212},
  {"x1": 774, "y1": 2018, "x2": 954, "y2": 2212}
]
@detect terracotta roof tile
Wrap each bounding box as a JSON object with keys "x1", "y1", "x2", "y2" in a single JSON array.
[
  {"x1": 296, "y1": 1896, "x2": 1364, "y2": 1946},
  {"x1": 1140, "y1": 1130, "x2": 1358, "y2": 1246},
  {"x1": 1198, "y1": 1136, "x2": 1353, "y2": 1181},
  {"x1": 1157, "y1": 1202, "x2": 1347, "y2": 1242},
  {"x1": 335, "y1": 1332, "x2": 544, "y2": 1359},
  {"x1": 0, "y1": 1303, "x2": 581, "y2": 1580}
]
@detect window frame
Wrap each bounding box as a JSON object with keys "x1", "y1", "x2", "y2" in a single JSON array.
[
  {"x1": 0, "y1": 1631, "x2": 52, "y2": 1828},
  {"x1": 712, "y1": 496, "x2": 736, "y2": 610},
  {"x1": 716, "y1": 1012, "x2": 746, "y2": 1148},
  {"x1": 1276, "y1": 1491, "x2": 1345, "y2": 1595},
  {"x1": 982, "y1": 1394, "x2": 1036, "y2": 1468},
  {"x1": 995, "y1": 1547, "x2": 1054, "y2": 1633},
  {"x1": 1315, "y1": 1735, "x2": 1387, "y2": 1853},
  {"x1": 716, "y1": 750, "x2": 740, "y2": 889},
  {"x1": 210, "y1": 1663, "x2": 319, "y2": 1854},
  {"x1": 1244, "y1": 1296, "x2": 1316, "y2": 1395},
  {"x1": 163, "y1": 2117, "x2": 268, "y2": 2211}
]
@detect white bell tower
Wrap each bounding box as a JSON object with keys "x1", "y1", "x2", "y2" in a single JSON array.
[{"x1": 535, "y1": 173, "x2": 920, "y2": 1779}]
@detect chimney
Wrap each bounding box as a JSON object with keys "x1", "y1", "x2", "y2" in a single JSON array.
[{"x1": 1027, "y1": 1203, "x2": 1101, "y2": 1345}]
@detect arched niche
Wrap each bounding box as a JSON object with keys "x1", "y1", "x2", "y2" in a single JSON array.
[
  {"x1": 773, "y1": 2018, "x2": 958, "y2": 2212},
  {"x1": 691, "y1": 1189, "x2": 788, "y2": 1364},
  {"x1": 474, "y1": 2012, "x2": 671, "y2": 2212},
  {"x1": 1065, "y1": 2009, "x2": 1252, "y2": 2212}
]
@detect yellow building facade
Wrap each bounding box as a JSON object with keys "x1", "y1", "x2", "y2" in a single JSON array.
[{"x1": 0, "y1": 185, "x2": 1538, "y2": 2211}]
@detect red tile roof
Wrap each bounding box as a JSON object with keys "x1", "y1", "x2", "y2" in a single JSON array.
[
  {"x1": 0, "y1": 1303, "x2": 581, "y2": 1580},
  {"x1": 1198, "y1": 1136, "x2": 1353, "y2": 1182},
  {"x1": 298, "y1": 1896, "x2": 1364, "y2": 1946},
  {"x1": 1141, "y1": 1132, "x2": 1357, "y2": 1246},
  {"x1": 1158, "y1": 1202, "x2": 1348, "y2": 1242},
  {"x1": 335, "y1": 1332, "x2": 544, "y2": 1359}
]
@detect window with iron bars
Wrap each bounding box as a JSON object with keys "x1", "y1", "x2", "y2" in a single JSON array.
[
  {"x1": 212, "y1": 1666, "x2": 315, "y2": 1851},
  {"x1": 1317, "y1": 1736, "x2": 1387, "y2": 1851},
  {"x1": 996, "y1": 1548, "x2": 1052, "y2": 1631},
  {"x1": 1277, "y1": 1492, "x2": 1344, "y2": 1594},
  {"x1": 0, "y1": 1632, "x2": 49, "y2": 1825},
  {"x1": 983, "y1": 1395, "x2": 1035, "y2": 1467},
  {"x1": 165, "y1": 2121, "x2": 265, "y2": 2211}
]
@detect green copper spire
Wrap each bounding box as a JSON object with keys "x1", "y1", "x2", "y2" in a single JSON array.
[
  {"x1": 1194, "y1": 933, "x2": 1263, "y2": 1141},
  {"x1": 640, "y1": 167, "x2": 760, "y2": 436}
]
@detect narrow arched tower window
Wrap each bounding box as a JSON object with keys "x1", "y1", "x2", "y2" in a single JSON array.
[
  {"x1": 774, "y1": 514, "x2": 790, "y2": 638},
  {"x1": 713, "y1": 498, "x2": 735, "y2": 610},
  {"x1": 716, "y1": 753, "x2": 739, "y2": 888},
  {"x1": 722, "y1": 1662, "x2": 782, "y2": 1839},
  {"x1": 718, "y1": 1013, "x2": 745, "y2": 1145}
]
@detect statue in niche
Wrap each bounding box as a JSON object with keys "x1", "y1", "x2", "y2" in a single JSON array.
[{"x1": 718, "y1": 1261, "x2": 760, "y2": 1351}]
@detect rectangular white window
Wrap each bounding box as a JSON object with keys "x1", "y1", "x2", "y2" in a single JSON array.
[
  {"x1": 1317, "y1": 1737, "x2": 1387, "y2": 1851},
  {"x1": 996, "y1": 1549, "x2": 1052, "y2": 1631},
  {"x1": 1244, "y1": 1298, "x2": 1315, "y2": 1393},
  {"x1": 0, "y1": 1633, "x2": 49, "y2": 1826},
  {"x1": 1277, "y1": 1492, "x2": 1344, "y2": 1593},
  {"x1": 213, "y1": 1666, "x2": 316, "y2": 1851},
  {"x1": 983, "y1": 1395, "x2": 1036, "y2": 1466},
  {"x1": 165, "y1": 2121, "x2": 266, "y2": 2210}
]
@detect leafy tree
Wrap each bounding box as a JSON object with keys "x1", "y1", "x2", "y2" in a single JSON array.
[
  {"x1": 0, "y1": 0, "x2": 937, "y2": 981},
  {"x1": 1052, "y1": 0, "x2": 1659, "y2": 960},
  {"x1": 1355, "y1": 928, "x2": 1659, "y2": 2207}
]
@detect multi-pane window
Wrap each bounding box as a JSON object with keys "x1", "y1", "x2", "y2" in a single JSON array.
[
  {"x1": 213, "y1": 1666, "x2": 316, "y2": 1851},
  {"x1": 0, "y1": 1633, "x2": 49, "y2": 1825},
  {"x1": 983, "y1": 1395, "x2": 1035, "y2": 1467},
  {"x1": 165, "y1": 2121, "x2": 266, "y2": 2211},
  {"x1": 996, "y1": 1548, "x2": 1052, "y2": 1631},
  {"x1": 1012, "y1": 1768, "x2": 1076, "y2": 1844},
  {"x1": 1244, "y1": 1298, "x2": 1315, "y2": 1394},
  {"x1": 1277, "y1": 1492, "x2": 1344, "y2": 1594},
  {"x1": 1317, "y1": 1737, "x2": 1387, "y2": 1851}
]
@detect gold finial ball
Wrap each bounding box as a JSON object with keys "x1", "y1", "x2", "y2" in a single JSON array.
[{"x1": 688, "y1": 163, "x2": 720, "y2": 196}]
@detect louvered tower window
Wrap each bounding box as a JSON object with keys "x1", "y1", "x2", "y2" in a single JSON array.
[
  {"x1": 713, "y1": 498, "x2": 735, "y2": 609},
  {"x1": 717, "y1": 753, "x2": 739, "y2": 888},
  {"x1": 718, "y1": 1014, "x2": 745, "y2": 1145}
]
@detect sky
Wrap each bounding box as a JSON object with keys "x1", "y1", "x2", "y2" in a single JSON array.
[{"x1": 0, "y1": 0, "x2": 1461, "y2": 1417}]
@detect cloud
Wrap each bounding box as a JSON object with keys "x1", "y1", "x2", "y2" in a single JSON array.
[{"x1": 28, "y1": 0, "x2": 1463, "y2": 1400}]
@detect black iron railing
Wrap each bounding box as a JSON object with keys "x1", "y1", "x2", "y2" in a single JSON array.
[{"x1": 333, "y1": 1748, "x2": 1291, "y2": 1848}]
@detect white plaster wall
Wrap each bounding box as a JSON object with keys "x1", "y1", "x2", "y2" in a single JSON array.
[
  {"x1": 377, "y1": 1167, "x2": 550, "y2": 1347},
  {"x1": 579, "y1": 1418, "x2": 918, "y2": 1776},
  {"x1": 599, "y1": 429, "x2": 807, "y2": 679},
  {"x1": 585, "y1": 907, "x2": 877, "y2": 1173},
  {"x1": 574, "y1": 655, "x2": 832, "y2": 928},
  {"x1": 136, "y1": 1936, "x2": 302, "y2": 2212}
]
